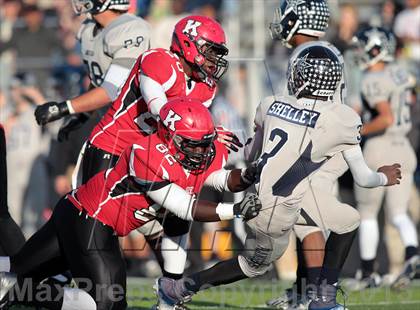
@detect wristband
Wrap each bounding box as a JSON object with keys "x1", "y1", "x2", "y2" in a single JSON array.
[
  {"x1": 378, "y1": 172, "x2": 388, "y2": 186},
  {"x1": 215, "y1": 202, "x2": 235, "y2": 220},
  {"x1": 66, "y1": 100, "x2": 76, "y2": 114}
]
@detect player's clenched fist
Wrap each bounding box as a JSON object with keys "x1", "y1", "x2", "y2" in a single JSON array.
[
  {"x1": 233, "y1": 193, "x2": 262, "y2": 221},
  {"x1": 35, "y1": 101, "x2": 70, "y2": 125},
  {"x1": 378, "y1": 163, "x2": 402, "y2": 186}
]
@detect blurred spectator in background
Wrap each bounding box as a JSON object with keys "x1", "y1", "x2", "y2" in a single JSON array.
[
  {"x1": 0, "y1": 0, "x2": 22, "y2": 92},
  {"x1": 394, "y1": 0, "x2": 420, "y2": 62},
  {"x1": 331, "y1": 3, "x2": 359, "y2": 54},
  {"x1": 0, "y1": 4, "x2": 63, "y2": 93},
  {"x1": 151, "y1": 0, "x2": 188, "y2": 48},
  {"x1": 381, "y1": 0, "x2": 402, "y2": 30},
  {"x1": 136, "y1": 0, "x2": 152, "y2": 17},
  {"x1": 2, "y1": 74, "x2": 50, "y2": 237}
]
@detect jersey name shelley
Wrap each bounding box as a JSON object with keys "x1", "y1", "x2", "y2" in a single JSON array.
[{"x1": 267, "y1": 101, "x2": 320, "y2": 128}]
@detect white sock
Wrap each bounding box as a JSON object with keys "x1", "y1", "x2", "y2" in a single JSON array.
[
  {"x1": 391, "y1": 214, "x2": 419, "y2": 247},
  {"x1": 359, "y1": 219, "x2": 379, "y2": 260},
  {"x1": 162, "y1": 233, "x2": 188, "y2": 275},
  {"x1": 0, "y1": 257, "x2": 10, "y2": 272},
  {"x1": 61, "y1": 287, "x2": 96, "y2": 310}
]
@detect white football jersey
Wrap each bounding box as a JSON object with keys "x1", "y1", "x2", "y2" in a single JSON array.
[
  {"x1": 78, "y1": 13, "x2": 151, "y2": 87},
  {"x1": 249, "y1": 95, "x2": 362, "y2": 208},
  {"x1": 361, "y1": 63, "x2": 415, "y2": 137}
]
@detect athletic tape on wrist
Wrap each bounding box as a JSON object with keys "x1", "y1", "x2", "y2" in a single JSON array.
[
  {"x1": 216, "y1": 203, "x2": 234, "y2": 220},
  {"x1": 66, "y1": 100, "x2": 76, "y2": 114}
]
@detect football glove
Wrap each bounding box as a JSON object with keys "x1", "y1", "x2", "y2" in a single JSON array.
[
  {"x1": 240, "y1": 161, "x2": 259, "y2": 186},
  {"x1": 233, "y1": 193, "x2": 262, "y2": 221},
  {"x1": 35, "y1": 101, "x2": 69, "y2": 125},
  {"x1": 57, "y1": 113, "x2": 90, "y2": 142},
  {"x1": 216, "y1": 126, "x2": 243, "y2": 153}
]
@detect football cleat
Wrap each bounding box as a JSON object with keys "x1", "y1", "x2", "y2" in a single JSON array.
[
  {"x1": 308, "y1": 283, "x2": 347, "y2": 310},
  {"x1": 0, "y1": 272, "x2": 17, "y2": 309},
  {"x1": 345, "y1": 272, "x2": 381, "y2": 291},
  {"x1": 391, "y1": 255, "x2": 420, "y2": 291},
  {"x1": 266, "y1": 287, "x2": 294, "y2": 308},
  {"x1": 153, "y1": 278, "x2": 192, "y2": 310},
  {"x1": 266, "y1": 286, "x2": 314, "y2": 309}
]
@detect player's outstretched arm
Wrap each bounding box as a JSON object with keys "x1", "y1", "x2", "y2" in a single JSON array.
[
  {"x1": 146, "y1": 183, "x2": 261, "y2": 222},
  {"x1": 34, "y1": 87, "x2": 111, "y2": 125},
  {"x1": 342, "y1": 145, "x2": 401, "y2": 187},
  {"x1": 204, "y1": 163, "x2": 258, "y2": 193}
]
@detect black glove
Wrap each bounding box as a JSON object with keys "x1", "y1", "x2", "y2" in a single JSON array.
[
  {"x1": 240, "y1": 161, "x2": 258, "y2": 186},
  {"x1": 216, "y1": 126, "x2": 244, "y2": 153},
  {"x1": 57, "y1": 113, "x2": 90, "y2": 142},
  {"x1": 35, "y1": 101, "x2": 69, "y2": 125},
  {"x1": 233, "y1": 193, "x2": 262, "y2": 221}
]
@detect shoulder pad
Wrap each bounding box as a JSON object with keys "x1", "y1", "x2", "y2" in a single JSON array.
[
  {"x1": 130, "y1": 138, "x2": 181, "y2": 182},
  {"x1": 77, "y1": 18, "x2": 96, "y2": 41},
  {"x1": 103, "y1": 15, "x2": 151, "y2": 48}
]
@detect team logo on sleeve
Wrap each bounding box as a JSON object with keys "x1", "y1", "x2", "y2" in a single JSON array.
[
  {"x1": 163, "y1": 110, "x2": 182, "y2": 131},
  {"x1": 183, "y1": 20, "x2": 202, "y2": 37}
]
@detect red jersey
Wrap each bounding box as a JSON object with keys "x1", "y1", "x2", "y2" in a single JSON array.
[
  {"x1": 89, "y1": 48, "x2": 217, "y2": 155},
  {"x1": 69, "y1": 133, "x2": 228, "y2": 236}
]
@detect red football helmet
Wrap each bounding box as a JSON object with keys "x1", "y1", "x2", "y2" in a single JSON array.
[
  {"x1": 171, "y1": 15, "x2": 229, "y2": 85},
  {"x1": 158, "y1": 97, "x2": 217, "y2": 172}
]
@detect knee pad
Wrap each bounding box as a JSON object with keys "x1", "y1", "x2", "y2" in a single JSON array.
[
  {"x1": 239, "y1": 229, "x2": 291, "y2": 278},
  {"x1": 163, "y1": 216, "x2": 191, "y2": 237}
]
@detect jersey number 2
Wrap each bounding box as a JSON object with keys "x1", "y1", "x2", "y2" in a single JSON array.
[
  {"x1": 257, "y1": 128, "x2": 325, "y2": 197},
  {"x1": 257, "y1": 128, "x2": 288, "y2": 172}
]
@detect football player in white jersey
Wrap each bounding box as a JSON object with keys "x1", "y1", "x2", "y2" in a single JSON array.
[
  {"x1": 155, "y1": 44, "x2": 402, "y2": 310},
  {"x1": 34, "y1": 0, "x2": 151, "y2": 133},
  {"x1": 266, "y1": 1, "x2": 361, "y2": 308},
  {"x1": 352, "y1": 26, "x2": 419, "y2": 291}
]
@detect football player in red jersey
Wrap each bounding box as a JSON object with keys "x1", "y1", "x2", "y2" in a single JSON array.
[
  {"x1": 0, "y1": 98, "x2": 260, "y2": 310},
  {"x1": 36, "y1": 15, "x2": 240, "y2": 282}
]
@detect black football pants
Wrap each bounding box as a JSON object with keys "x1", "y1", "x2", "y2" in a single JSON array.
[
  {"x1": 10, "y1": 197, "x2": 127, "y2": 310},
  {"x1": 0, "y1": 125, "x2": 25, "y2": 256},
  {"x1": 81, "y1": 142, "x2": 119, "y2": 184}
]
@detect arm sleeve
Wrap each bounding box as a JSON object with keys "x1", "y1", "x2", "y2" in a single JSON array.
[
  {"x1": 342, "y1": 145, "x2": 388, "y2": 188},
  {"x1": 204, "y1": 169, "x2": 231, "y2": 192},
  {"x1": 101, "y1": 63, "x2": 131, "y2": 101},
  {"x1": 146, "y1": 183, "x2": 195, "y2": 221},
  {"x1": 139, "y1": 74, "x2": 168, "y2": 116}
]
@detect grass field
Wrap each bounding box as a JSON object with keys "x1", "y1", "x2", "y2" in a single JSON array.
[
  {"x1": 9, "y1": 278, "x2": 420, "y2": 309},
  {"x1": 124, "y1": 278, "x2": 420, "y2": 310}
]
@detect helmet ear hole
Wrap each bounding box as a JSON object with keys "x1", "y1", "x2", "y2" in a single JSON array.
[{"x1": 184, "y1": 40, "x2": 191, "y2": 47}]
